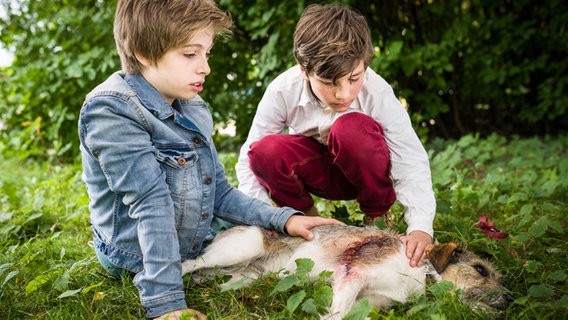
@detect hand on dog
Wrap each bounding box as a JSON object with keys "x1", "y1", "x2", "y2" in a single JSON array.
[
  {"x1": 400, "y1": 230, "x2": 432, "y2": 268},
  {"x1": 153, "y1": 308, "x2": 206, "y2": 320},
  {"x1": 285, "y1": 215, "x2": 344, "y2": 240}
]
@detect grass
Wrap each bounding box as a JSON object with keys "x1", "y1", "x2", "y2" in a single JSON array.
[{"x1": 1, "y1": 133, "x2": 567, "y2": 319}]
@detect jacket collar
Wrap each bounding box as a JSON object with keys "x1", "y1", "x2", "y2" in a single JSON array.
[{"x1": 124, "y1": 73, "x2": 175, "y2": 120}]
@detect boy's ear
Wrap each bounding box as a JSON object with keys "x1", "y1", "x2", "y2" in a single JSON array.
[
  {"x1": 299, "y1": 66, "x2": 310, "y2": 81},
  {"x1": 135, "y1": 53, "x2": 151, "y2": 67}
]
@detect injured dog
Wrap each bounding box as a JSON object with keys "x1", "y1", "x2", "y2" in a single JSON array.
[{"x1": 182, "y1": 225, "x2": 511, "y2": 319}]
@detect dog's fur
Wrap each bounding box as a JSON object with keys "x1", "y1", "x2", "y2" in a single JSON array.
[{"x1": 182, "y1": 225, "x2": 511, "y2": 319}]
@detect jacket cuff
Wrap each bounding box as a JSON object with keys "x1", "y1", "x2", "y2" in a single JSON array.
[
  {"x1": 142, "y1": 291, "x2": 188, "y2": 318},
  {"x1": 271, "y1": 207, "x2": 303, "y2": 234}
]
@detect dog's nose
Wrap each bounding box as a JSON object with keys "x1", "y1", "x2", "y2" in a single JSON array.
[
  {"x1": 494, "y1": 292, "x2": 514, "y2": 310},
  {"x1": 503, "y1": 293, "x2": 515, "y2": 306}
]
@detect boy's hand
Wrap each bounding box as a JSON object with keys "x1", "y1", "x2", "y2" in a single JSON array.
[
  {"x1": 154, "y1": 309, "x2": 206, "y2": 320},
  {"x1": 400, "y1": 230, "x2": 432, "y2": 268},
  {"x1": 285, "y1": 215, "x2": 344, "y2": 240}
]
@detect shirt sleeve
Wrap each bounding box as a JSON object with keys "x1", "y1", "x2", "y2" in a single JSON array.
[{"x1": 363, "y1": 70, "x2": 436, "y2": 236}]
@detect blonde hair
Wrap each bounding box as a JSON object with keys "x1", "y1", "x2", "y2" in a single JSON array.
[
  {"x1": 293, "y1": 4, "x2": 373, "y2": 83},
  {"x1": 114, "y1": 0, "x2": 232, "y2": 74}
]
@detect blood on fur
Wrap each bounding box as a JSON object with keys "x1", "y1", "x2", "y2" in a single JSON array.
[{"x1": 339, "y1": 235, "x2": 396, "y2": 273}]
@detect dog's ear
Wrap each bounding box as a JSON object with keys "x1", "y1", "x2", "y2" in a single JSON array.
[{"x1": 426, "y1": 242, "x2": 463, "y2": 274}]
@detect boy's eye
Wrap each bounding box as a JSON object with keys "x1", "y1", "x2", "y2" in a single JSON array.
[
  {"x1": 349, "y1": 78, "x2": 359, "y2": 83},
  {"x1": 184, "y1": 52, "x2": 210, "y2": 60}
]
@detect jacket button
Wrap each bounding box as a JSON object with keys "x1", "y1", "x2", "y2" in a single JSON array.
[
  {"x1": 204, "y1": 177, "x2": 212, "y2": 184},
  {"x1": 193, "y1": 137, "x2": 201, "y2": 144},
  {"x1": 177, "y1": 157, "x2": 186, "y2": 165},
  {"x1": 192, "y1": 244, "x2": 198, "y2": 250},
  {"x1": 201, "y1": 213, "x2": 209, "y2": 219}
]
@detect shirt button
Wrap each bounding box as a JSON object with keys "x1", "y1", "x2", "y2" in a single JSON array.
[
  {"x1": 177, "y1": 157, "x2": 186, "y2": 165},
  {"x1": 193, "y1": 137, "x2": 202, "y2": 144},
  {"x1": 201, "y1": 213, "x2": 209, "y2": 220},
  {"x1": 204, "y1": 177, "x2": 212, "y2": 184}
]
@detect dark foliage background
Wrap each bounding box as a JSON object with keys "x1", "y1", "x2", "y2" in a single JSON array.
[{"x1": 0, "y1": 0, "x2": 566, "y2": 161}]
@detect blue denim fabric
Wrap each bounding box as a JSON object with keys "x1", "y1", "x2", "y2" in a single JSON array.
[{"x1": 79, "y1": 72, "x2": 300, "y2": 318}]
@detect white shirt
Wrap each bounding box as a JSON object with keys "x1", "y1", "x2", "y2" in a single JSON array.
[{"x1": 236, "y1": 65, "x2": 436, "y2": 236}]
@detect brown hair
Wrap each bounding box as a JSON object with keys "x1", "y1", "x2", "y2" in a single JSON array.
[
  {"x1": 114, "y1": 0, "x2": 232, "y2": 74},
  {"x1": 293, "y1": 3, "x2": 373, "y2": 83}
]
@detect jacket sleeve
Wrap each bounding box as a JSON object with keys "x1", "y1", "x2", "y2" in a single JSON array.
[
  {"x1": 363, "y1": 69, "x2": 436, "y2": 236},
  {"x1": 213, "y1": 139, "x2": 300, "y2": 233}
]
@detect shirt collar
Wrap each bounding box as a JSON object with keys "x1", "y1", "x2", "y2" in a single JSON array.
[
  {"x1": 125, "y1": 73, "x2": 174, "y2": 120},
  {"x1": 298, "y1": 79, "x2": 323, "y2": 108}
]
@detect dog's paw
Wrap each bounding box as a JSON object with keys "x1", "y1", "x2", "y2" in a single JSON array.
[{"x1": 181, "y1": 260, "x2": 196, "y2": 275}]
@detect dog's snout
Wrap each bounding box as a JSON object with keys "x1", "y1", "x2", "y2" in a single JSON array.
[
  {"x1": 501, "y1": 292, "x2": 514, "y2": 308},
  {"x1": 483, "y1": 289, "x2": 514, "y2": 310}
]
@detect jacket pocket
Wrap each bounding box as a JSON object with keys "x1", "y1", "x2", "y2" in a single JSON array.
[{"x1": 154, "y1": 146, "x2": 199, "y2": 194}]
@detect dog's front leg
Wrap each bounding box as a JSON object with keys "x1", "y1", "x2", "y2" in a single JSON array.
[
  {"x1": 324, "y1": 273, "x2": 365, "y2": 320},
  {"x1": 182, "y1": 226, "x2": 265, "y2": 275}
]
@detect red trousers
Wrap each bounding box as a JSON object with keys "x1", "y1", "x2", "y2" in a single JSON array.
[{"x1": 248, "y1": 113, "x2": 395, "y2": 218}]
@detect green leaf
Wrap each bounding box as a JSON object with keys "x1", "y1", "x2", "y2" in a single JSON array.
[
  {"x1": 553, "y1": 295, "x2": 568, "y2": 307},
  {"x1": 24, "y1": 212, "x2": 43, "y2": 224},
  {"x1": 343, "y1": 299, "x2": 373, "y2": 320},
  {"x1": 57, "y1": 287, "x2": 83, "y2": 299},
  {"x1": 26, "y1": 273, "x2": 53, "y2": 295},
  {"x1": 286, "y1": 290, "x2": 306, "y2": 314},
  {"x1": 294, "y1": 258, "x2": 314, "y2": 278},
  {"x1": 53, "y1": 272, "x2": 70, "y2": 292},
  {"x1": 220, "y1": 276, "x2": 249, "y2": 292},
  {"x1": 313, "y1": 285, "x2": 333, "y2": 307},
  {"x1": 528, "y1": 284, "x2": 555, "y2": 298},
  {"x1": 318, "y1": 270, "x2": 333, "y2": 281},
  {"x1": 524, "y1": 260, "x2": 543, "y2": 273},
  {"x1": 272, "y1": 274, "x2": 298, "y2": 293},
  {"x1": 427, "y1": 280, "x2": 454, "y2": 298},
  {"x1": 2, "y1": 270, "x2": 19, "y2": 287},
  {"x1": 548, "y1": 270, "x2": 567, "y2": 282},
  {"x1": 527, "y1": 217, "x2": 553, "y2": 237},
  {"x1": 83, "y1": 281, "x2": 104, "y2": 294},
  {"x1": 0, "y1": 263, "x2": 14, "y2": 276},
  {"x1": 300, "y1": 298, "x2": 319, "y2": 316},
  {"x1": 506, "y1": 192, "x2": 528, "y2": 205}
]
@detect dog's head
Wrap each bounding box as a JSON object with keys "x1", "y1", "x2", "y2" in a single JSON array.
[{"x1": 426, "y1": 243, "x2": 513, "y2": 312}]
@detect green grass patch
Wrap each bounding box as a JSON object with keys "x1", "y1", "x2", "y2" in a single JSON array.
[{"x1": 1, "y1": 134, "x2": 567, "y2": 319}]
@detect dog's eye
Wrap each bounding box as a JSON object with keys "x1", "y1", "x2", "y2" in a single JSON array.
[{"x1": 474, "y1": 264, "x2": 488, "y2": 277}]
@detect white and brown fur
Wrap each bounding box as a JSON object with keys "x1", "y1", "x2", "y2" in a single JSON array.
[{"x1": 182, "y1": 225, "x2": 511, "y2": 319}]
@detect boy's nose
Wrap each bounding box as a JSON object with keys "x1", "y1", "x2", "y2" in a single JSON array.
[
  {"x1": 334, "y1": 85, "x2": 349, "y2": 100},
  {"x1": 198, "y1": 57, "x2": 210, "y2": 75}
]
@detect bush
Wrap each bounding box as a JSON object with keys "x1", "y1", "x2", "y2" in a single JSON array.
[{"x1": 1, "y1": 0, "x2": 566, "y2": 161}]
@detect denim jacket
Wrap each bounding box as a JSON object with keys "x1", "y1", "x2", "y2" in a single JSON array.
[{"x1": 78, "y1": 72, "x2": 299, "y2": 317}]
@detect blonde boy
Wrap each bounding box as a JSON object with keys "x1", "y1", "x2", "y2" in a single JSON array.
[{"x1": 79, "y1": 1, "x2": 340, "y2": 319}]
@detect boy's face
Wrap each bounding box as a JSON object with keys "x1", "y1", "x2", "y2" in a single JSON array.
[
  {"x1": 137, "y1": 27, "x2": 214, "y2": 105},
  {"x1": 301, "y1": 60, "x2": 366, "y2": 113}
]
